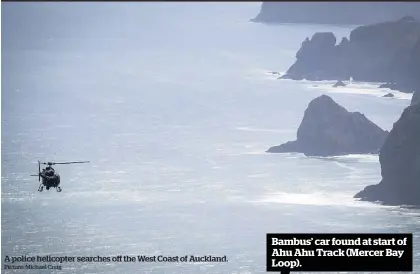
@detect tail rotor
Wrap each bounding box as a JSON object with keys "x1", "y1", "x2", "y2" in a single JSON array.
[
  {"x1": 30, "y1": 160, "x2": 42, "y2": 181},
  {"x1": 38, "y1": 160, "x2": 41, "y2": 182}
]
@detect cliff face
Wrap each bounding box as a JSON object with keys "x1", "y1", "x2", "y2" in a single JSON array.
[
  {"x1": 412, "y1": 91, "x2": 420, "y2": 106},
  {"x1": 281, "y1": 17, "x2": 420, "y2": 93},
  {"x1": 252, "y1": 2, "x2": 420, "y2": 25},
  {"x1": 354, "y1": 103, "x2": 420, "y2": 206},
  {"x1": 267, "y1": 95, "x2": 389, "y2": 157},
  {"x1": 391, "y1": 38, "x2": 420, "y2": 93}
]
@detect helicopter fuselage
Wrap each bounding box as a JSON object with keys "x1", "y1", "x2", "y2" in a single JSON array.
[{"x1": 40, "y1": 171, "x2": 61, "y2": 189}]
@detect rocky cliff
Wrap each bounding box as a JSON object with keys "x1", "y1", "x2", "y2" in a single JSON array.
[
  {"x1": 393, "y1": 38, "x2": 420, "y2": 93},
  {"x1": 252, "y1": 2, "x2": 420, "y2": 25},
  {"x1": 267, "y1": 95, "x2": 389, "y2": 157},
  {"x1": 280, "y1": 17, "x2": 420, "y2": 89},
  {"x1": 354, "y1": 103, "x2": 420, "y2": 206},
  {"x1": 412, "y1": 91, "x2": 420, "y2": 106}
]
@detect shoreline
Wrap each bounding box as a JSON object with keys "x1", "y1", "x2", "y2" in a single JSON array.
[{"x1": 265, "y1": 71, "x2": 414, "y2": 102}]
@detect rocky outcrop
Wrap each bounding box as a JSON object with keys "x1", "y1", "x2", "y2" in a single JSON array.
[
  {"x1": 280, "y1": 17, "x2": 420, "y2": 92},
  {"x1": 354, "y1": 103, "x2": 420, "y2": 206},
  {"x1": 280, "y1": 32, "x2": 348, "y2": 81},
  {"x1": 267, "y1": 95, "x2": 389, "y2": 157},
  {"x1": 333, "y1": 81, "x2": 346, "y2": 87},
  {"x1": 252, "y1": 2, "x2": 420, "y2": 25},
  {"x1": 383, "y1": 93, "x2": 395, "y2": 98},
  {"x1": 412, "y1": 90, "x2": 420, "y2": 105}
]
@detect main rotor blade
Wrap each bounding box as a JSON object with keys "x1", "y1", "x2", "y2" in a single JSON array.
[{"x1": 50, "y1": 161, "x2": 90, "y2": 165}]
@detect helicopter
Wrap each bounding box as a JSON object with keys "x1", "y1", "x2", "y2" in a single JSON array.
[{"x1": 31, "y1": 160, "x2": 89, "y2": 192}]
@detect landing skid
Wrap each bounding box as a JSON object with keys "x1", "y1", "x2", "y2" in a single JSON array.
[{"x1": 38, "y1": 185, "x2": 62, "y2": 192}]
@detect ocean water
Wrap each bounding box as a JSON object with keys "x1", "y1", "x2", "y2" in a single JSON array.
[{"x1": 2, "y1": 2, "x2": 419, "y2": 274}]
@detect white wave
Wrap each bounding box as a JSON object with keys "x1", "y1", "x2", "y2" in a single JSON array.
[
  {"x1": 320, "y1": 154, "x2": 380, "y2": 163},
  {"x1": 223, "y1": 151, "x2": 268, "y2": 156},
  {"x1": 252, "y1": 191, "x2": 383, "y2": 208},
  {"x1": 330, "y1": 154, "x2": 379, "y2": 159},
  {"x1": 304, "y1": 81, "x2": 413, "y2": 100},
  {"x1": 234, "y1": 126, "x2": 293, "y2": 133},
  {"x1": 244, "y1": 151, "x2": 269, "y2": 155},
  {"x1": 247, "y1": 173, "x2": 269, "y2": 178},
  {"x1": 333, "y1": 161, "x2": 359, "y2": 172}
]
